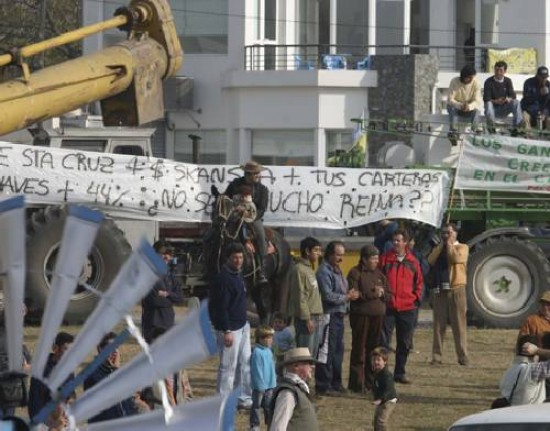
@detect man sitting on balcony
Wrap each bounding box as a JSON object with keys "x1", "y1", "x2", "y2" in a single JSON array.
[
  {"x1": 447, "y1": 65, "x2": 483, "y2": 142},
  {"x1": 521, "y1": 66, "x2": 550, "y2": 132},
  {"x1": 483, "y1": 61, "x2": 523, "y2": 136}
]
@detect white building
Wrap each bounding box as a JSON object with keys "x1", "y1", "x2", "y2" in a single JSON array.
[{"x1": 83, "y1": 0, "x2": 549, "y2": 166}]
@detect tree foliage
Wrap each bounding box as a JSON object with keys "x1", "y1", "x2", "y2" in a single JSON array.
[{"x1": 0, "y1": 0, "x2": 82, "y2": 72}]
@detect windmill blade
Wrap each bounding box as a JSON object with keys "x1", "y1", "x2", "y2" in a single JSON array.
[
  {"x1": 32, "y1": 205, "x2": 104, "y2": 379},
  {"x1": 46, "y1": 238, "x2": 166, "y2": 391},
  {"x1": 84, "y1": 391, "x2": 239, "y2": 431},
  {"x1": 70, "y1": 301, "x2": 217, "y2": 423},
  {"x1": 0, "y1": 196, "x2": 26, "y2": 372}
]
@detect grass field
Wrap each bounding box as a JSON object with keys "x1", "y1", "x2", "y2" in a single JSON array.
[{"x1": 22, "y1": 308, "x2": 518, "y2": 431}]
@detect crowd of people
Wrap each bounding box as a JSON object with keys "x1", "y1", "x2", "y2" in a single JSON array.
[
  {"x1": 446, "y1": 61, "x2": 550, "y2": 140},
  {"x1": 204, "y1": 214, "x2": 474, "y2": 431},
  {"x1": 5, "y1": 158, "x2": 550, "y2": 431}
]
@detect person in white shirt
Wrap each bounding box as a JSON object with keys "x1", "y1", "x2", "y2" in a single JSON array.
[
  {"x1": 500, "y1": 335, "x2": 550, "y2": 405},
  {"x1": 269, "y1": 348, "x2": 318, "y2": 431}
]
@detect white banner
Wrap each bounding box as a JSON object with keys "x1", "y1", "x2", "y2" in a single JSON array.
[
  {"x1": 456, "y1": 135, "x2": 550, "y2": 192},
  {"x1": 0, "y1": 142, "x2": 450, "y2": 227}
]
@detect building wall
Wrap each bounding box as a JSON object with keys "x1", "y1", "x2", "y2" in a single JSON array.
[{"x1": 82, "y1": 0, "x2": 549, "y2": 167}]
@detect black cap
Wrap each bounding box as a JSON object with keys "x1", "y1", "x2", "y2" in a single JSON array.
[{"x1": 537, "y1": 66, "x2": 549, "y2": 77}]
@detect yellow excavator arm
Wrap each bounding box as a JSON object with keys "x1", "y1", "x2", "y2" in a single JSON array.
[{"x1": 0, "y1": 0, "x2": 182, "y2": 135}]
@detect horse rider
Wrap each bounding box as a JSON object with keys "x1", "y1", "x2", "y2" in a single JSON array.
[{"x1": 224, "y1": 160, "x2": 269, "y2": 284}]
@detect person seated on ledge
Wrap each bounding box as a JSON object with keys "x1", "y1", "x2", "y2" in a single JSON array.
[
  {"x1": 483, "y1": 60, "x2": 523, "y2": 136},
  {"x1": 521, "y1": 66, "x2": 550, "y2": 132},
  {"x1": 447, "y1": 65, "x2": 483, "y2": 140}
]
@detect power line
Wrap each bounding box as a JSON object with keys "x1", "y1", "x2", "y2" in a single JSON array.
[{"x1": 4, "y1": 0, "x2": 550, "y2": 39}]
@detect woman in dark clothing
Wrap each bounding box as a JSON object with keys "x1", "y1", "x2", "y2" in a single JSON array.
[{"x1": 347, "y1": 245, "x2": 388, "y2": 393}]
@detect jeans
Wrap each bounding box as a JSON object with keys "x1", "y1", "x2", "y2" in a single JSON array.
[
  {"x1": 382, "y1": 308, "x2": 417, "y2": 378},
  {"x1": 447, "y1": 105, "x2": 481, "y2": 130},
  {"x1": 485, "y1": 100, "x2": 522, "y2": 127},
  {"x1": 0, "y1": 407, "x2": 15, "y2": 418},
  {"x1": 216, "y1": 322, "x2": 252, "y2": 402},
  {"x1": 250, "y1": 388, "x2": 273, "y2": 427},
  {"x1": 251, "y1": 220, "x2": 266, "y2": 261},
  {"x1": 315, "y1": 313, "x2": 345, "y2": 393}
]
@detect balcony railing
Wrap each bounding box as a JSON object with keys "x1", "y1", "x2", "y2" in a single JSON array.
[{"x1": 244, "y1": 44, "x2": 495, "y2": 72}]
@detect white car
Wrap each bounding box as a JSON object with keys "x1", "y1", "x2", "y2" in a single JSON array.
[{"x1": 449, "y1": 404, "x2": 550, "y2": 431}]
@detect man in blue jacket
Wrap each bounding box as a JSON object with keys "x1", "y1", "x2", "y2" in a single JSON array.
[
  {"x1": 208, "y1": 242, "x2": 253, "y2": 409},
  {"x1": 315, "y1": 241, "x2": 358, "y2": 396},
  {"x1": 521, "y1": 66, "x2": 550, "y2": 132}
]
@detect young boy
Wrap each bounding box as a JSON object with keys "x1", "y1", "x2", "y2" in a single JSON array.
[
  {"x1": 372, "y1": 347, "x2": 398, "y2": 431},
  {"x1": 272, "y1": 312, "x2": 295, "y2": 368},
  {"x1": 250, "y1": 325, "x2": 277, "y2": 431}
]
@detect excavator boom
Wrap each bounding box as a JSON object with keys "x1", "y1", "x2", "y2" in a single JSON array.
[{"x1": 0, "y1": 0, "x2": 182, "y2": 135}]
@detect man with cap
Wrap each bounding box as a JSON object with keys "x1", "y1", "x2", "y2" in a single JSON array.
[
  {"x1": 225, "y1": 160, "x2": 269, "y2": 284},
  {"x1": 521, "y1": 66, "x2": 550, "y2": 131},
  {"x1": 269, "y1": 347, "x2": 319, "y2": 431},
  {"x1": 347, "y1": 244, "x2": 387, "y2": 393},
  {"x1": 518, "y1": 291, "x2": 550, "y2": 346}
]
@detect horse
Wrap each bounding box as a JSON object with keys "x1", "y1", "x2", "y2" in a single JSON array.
[{"x1": 204, "y1": 187, "x2": 292, "y2": 323}]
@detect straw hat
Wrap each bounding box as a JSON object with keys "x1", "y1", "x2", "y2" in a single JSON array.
[
  {"x1": 241, "y1": 160, "x2": 264, "y2": 174},
  {"x1": 281, "y1": 347, "x2": 317, "y2": 367},
  {"x1": 540, "y1": 291, "x2": 550, "y2": 303}
]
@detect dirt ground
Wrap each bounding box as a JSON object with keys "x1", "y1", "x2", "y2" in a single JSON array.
[{"x1": 22, "y1": 306, "x2": 518, "y2": 431}]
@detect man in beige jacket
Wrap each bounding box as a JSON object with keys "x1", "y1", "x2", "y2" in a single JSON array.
[
  {"x1": 428, "y1": 223, "x2": 470, "y2": 366},
  {"x1": 447, "y1": 64, "x2": 483, "y2": 142}
]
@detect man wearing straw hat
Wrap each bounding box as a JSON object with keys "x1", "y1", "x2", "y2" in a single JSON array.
[
  {"x1": 269, "y1": 347, "x2": 319, "y2": 431},
  {"x1": 225, "y1": 160, "x2": 269, "y2": 284}
]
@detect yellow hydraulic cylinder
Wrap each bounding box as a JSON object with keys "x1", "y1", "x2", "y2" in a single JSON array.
[
  {"x1": 0, "y1": 38, "x2": 167, "y2": 135},
  {"x1": 0, "y1": 0, "x2": 181, "y2": 135}
]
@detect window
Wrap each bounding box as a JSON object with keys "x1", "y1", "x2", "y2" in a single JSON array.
[
  {"x1": 102, "y1": 0, "x2": 228, "y2": 54},
  {"x1": 61, "y1": 140, "x2": 107, "y2": 152},
  {"x1": 251, "y1": 130, "x2": 314, "y2": 166},
  {"x1": 173, "y1": 0, "x2": 228, "y2": 54},
  {"x1": 174, "y1": 130, "x2": 226, "y2": 164},
  {"x1": 480, "y1": 0, "x2": 499, "y2": 45},
  {"x1": 113, "y1": 145, "x2": 145, "y2": 156}
]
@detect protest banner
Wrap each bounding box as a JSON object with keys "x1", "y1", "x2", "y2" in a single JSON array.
[
  {"x1": 455, "y1": 135, "x2": 550, "y2": 193},
  {"x1": 0, "y1": 142, "x2": 450, "y2": 227}
]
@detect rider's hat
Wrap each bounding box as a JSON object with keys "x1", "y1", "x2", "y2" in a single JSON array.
[{"x1": 241, "y1": 160, "x2": 264, "y2": 174}]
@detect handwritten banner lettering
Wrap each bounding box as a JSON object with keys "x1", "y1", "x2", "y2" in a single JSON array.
[
  {"x1": 0, "y1": 142, "x2": 450, "y2": 227},
  {"x1": 456, "y1": 135, "x2": 550, "y2": 192}
]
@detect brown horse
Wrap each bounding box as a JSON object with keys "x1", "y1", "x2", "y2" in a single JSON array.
[{"x1": 204, "y1": 189, "x2": 292, "y2": 323}]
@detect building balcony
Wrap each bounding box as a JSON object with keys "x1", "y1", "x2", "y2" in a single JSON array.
[{"x1": 243, "y1": 43, "x2": 522, "y2": 73}]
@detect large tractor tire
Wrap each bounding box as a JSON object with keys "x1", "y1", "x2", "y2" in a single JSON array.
[
  {"x1": 26, "y1": 206, "x2": 131, "y2": 324},
  {"x1": 468, "y1": 236, "x2": 550, "y2": 328}
]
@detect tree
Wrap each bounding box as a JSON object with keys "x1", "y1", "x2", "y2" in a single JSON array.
[{"x1": 0, "y1": 0, "x2": 82, "y2": 72}]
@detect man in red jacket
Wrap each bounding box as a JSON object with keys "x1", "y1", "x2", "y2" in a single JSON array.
[{"x1": 379, "y1": 228, "x2": 423, "y2": 384}]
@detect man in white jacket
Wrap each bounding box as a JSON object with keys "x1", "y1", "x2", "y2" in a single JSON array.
[{"x1": 500, "y1": 335, "x2": 550, "y2": 405}]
